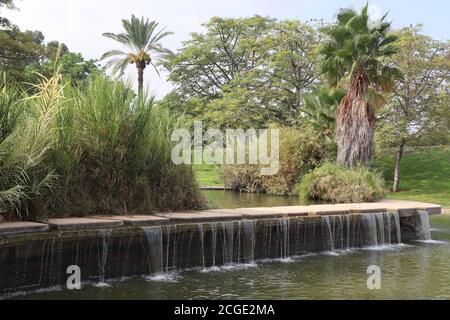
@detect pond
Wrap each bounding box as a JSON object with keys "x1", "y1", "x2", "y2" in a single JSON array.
[
  {"x1": 201, "y1": 190, "x2": 319, "y2": 208},
  {"x1": 9, "y1": 214, "x2": 450, "y2": 300}
]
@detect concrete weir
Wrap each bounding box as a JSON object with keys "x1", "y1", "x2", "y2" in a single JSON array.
[{"x1": 0, "y1": 200, "x2": 442, "y2": 294}]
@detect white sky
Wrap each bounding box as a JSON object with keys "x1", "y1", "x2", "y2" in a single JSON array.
[{"x1": 4, "y1": 0, "x2": 449, "y2": 98}]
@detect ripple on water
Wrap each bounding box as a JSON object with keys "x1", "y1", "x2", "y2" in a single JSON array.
[{"x1": 145, "y1": 272, "x2": 181, "y2": 283}]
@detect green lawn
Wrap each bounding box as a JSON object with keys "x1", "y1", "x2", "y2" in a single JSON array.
[
  {"x1": 375, "y1": 146, "x2": 450, "y2": 207},
  {"x1": 194, "y1": 164, "x2": 224, "y2": 187},
  {"x1": 194, "y1": 146, "x2": 450, "y2": 207}
]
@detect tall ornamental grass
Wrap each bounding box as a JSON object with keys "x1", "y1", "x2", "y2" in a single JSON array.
[{"x1": 0, "y1": 74, "x2": 204, "y2": 221}]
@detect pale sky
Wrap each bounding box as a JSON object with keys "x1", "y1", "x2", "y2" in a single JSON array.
[{"x1": 4, "y1": 0, "x2": 449, "y2": 98}]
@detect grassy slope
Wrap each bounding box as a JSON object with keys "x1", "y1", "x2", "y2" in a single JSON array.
[
  {"x1": 375, "y1": 146, "x2": 450, "y2": 207},
  {"x1": 194, "y1": 164, "x2": 224, "y2": 187},
  {"x1": 194, "y1": 146, "x2": 450, "y2": 207}
]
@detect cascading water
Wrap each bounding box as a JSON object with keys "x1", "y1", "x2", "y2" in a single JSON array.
[
  {"x1": 417, "y1": 210, "x2": 432, "y2": 240},
  {"x1": 241, "y1": 220, "x2": 256, "y2": 263},
  {"x1": 320, "y1": 212, "x2": 402, "y2": 251},
  {"x1": 1, "y1": 211, "x2": 414, "y2": 294},
  {"x1": 97, "y1": 229, "x2": 112, "y2": 284},
  {"x1": 143, "y1": 226, "x2": 164, "y2": 274}
]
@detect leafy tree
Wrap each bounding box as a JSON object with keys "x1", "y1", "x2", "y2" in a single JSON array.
[
  {"x1": 25, "y1": 51, "x2": 99, "y2": 84},
  {"x1": 165, "y1": 16, "x2": 321, "y2": 128},
  {"x1": 376, "y1": 26, "x2": 450, "y2": 191},
  {"x1": 320, "y1": 4, "x2": 401, "y2": 166},
  {"x1": 0, "y1": 26, "x2": 43, "y2": 83},
  {"x1": 101, "y1": 15, "x2": 173, "y2": 95}
]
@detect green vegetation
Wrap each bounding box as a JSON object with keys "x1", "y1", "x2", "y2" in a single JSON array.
[
  {"x1": 196, "y1": 147, "x2": 450, "y2": 207},
  {"x1": 194, "y1": 164, "x2": 223, "y2": 187},
  {"x1": 1, "y1": 1, "x2": 449, "y2": 218},
  {"x1": 0, "y1": 74, "x2": 203, "y2": 221},
  {"x1": 375, "y1": 147, "x2": 450, "y2": 207},
  {"x1": 222, "y1": 126, "x2": 327, "y2": 195},
  {"x1": 101, "y1": 15, "x2": 173, "y2": 95},
  {"x1": 297, "y1": 163, "x2": 385, "y2": 203},
  {"x1": 320, "y1": 3, "x2": 401, "y2": 167}
]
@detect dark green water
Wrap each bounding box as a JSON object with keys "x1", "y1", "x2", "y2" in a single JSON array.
[
  {"x1": 12, "y1": 214, "x2": 450, "y2": 300},
  {"x1": 202, "y1": 190, "x2": 317, "y2": 208}
]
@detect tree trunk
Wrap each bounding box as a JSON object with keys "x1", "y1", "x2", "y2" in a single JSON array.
[
  {"x1": 336, "y1": 72, "x2": 375, "y2": 167},
  {"x1": 136, "y1": 61, "x2": 146, "y2": 96},
  {"x1": 392, "y1": 138, "x2": 406, "y2": 192}
]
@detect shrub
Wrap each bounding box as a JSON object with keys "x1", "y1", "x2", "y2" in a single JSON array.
[
  {"x1": 223, "y1": 126, "x2": 327, "y2": 195},
  {"x1": 223, "y1": 165, "x2": 263, "y2": 193},
  {"x1": 297, "y1": 163, "x2": 385, "y2": 203},
  {"x1": 262, "y1": 126, "x2": 326, "y2": 195}
]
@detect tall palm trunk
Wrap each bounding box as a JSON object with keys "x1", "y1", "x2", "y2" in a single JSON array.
[
  {"x1": 136, "y1": 61, "x2": 146, "y2": 96},
  {"x1": 336, "y1": 72, "x2": 375, "y2": 167}
]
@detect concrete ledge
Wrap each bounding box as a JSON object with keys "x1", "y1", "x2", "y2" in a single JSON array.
[
  {"x1": 89, "y1": 215, "x2": 169, "y2": 226},
  {"x1": 205, "y1": 208, "x2": 289, "y2": 219},
  {"x1": 0, "y1": 222, "x2": 49, "y2": 235},
  {"x1": 157, "y1": 211, "x2": 242, "y2": 222},
  {"x1": 0, "y1": 199, "x2": 441, "y2": 236},
  {"x1": 43, "y1": 218, "x2": 124, "y2": 231}
]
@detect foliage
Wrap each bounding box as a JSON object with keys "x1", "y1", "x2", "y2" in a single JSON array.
[
  {"x1": 223, "y1": 165, "x2": 264, "y2": 193},
  {"x1": 298, "y1": 163, "x2": 385, "y2": 203},
  {"x1": 375, "y1": 146, "x2": 450, "y2": 207},
  {"x1": 320, "y1": 3, "x2": 401, "y2": 166},
  {"x1": 0, "y1": 77, "x2": 59, "y2": 220},
  {"x1": 164, "y1": 16, "x2": 322, "y2": 128},
  {"x1": 261, "y1": 126, "x2": 327, "y2": 195},
  {"x1": 101, "y1": 15, "x2": 173, "y2": 93},
  {"x1": 301, "y1": 86, "x2": 345, "y2": 141},
  {"x1": 0, "y1": 75, "x2": 204, "y2": 220},
  {"x1": 376, "y1": 26, "x2": 450, "y2": 149},
  {"x1": 223, "y1": 126, "x2": 327, "y2": 195},
  {"x1": 1, "y1": 24, "x2": 98, "y2": 86},
  {"x1": 0, "y1": 0, "x2": 15, "y2": 27}
]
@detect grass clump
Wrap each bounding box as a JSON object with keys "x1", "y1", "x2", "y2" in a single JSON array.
[
  {"x1": 0, "y1": 74, "x2": 204, "y2": 221},
  {"x1": 297, "y1": 163, "x2": 385, "y2": 203}
]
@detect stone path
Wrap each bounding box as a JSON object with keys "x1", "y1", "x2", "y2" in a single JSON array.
[{"x1": 0, "y1": 199, "x2": 442, "y2": 236}]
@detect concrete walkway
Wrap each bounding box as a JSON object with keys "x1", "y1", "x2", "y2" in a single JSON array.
[{"x1": 0, "y1": 199, "x2": 442, "y2": 236}]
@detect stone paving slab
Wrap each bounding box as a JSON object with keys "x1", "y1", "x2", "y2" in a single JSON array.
[
  {"x1": 0, "y1": 221, "x2": 49, "y2": 235},
  {"x1": 156, "y1": 211, "x2": 242, "y2": 222},
  {"x1": 205, "y1": 208, "x2": 290, "y2": 219},
  {"x1": 88, "y1": 215, "x2": 169, "y2": 226},
  {"x1": 43, "y1": 218, "x2": 123, "y2": 231},
  {"x1": 375, "y1": 199, "x2": 442, "y2": 216}
]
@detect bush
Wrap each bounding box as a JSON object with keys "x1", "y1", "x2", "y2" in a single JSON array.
[
  {"x1": 223, "y1": 126, "x2": 327, "y2": 195},
  {"x1": 1, "y1": 74, "x2": 204, "y2": 221},
  {"x1": 223, "y1": 165, "x2": 264, "y2": 193},
  {"x1": 297, "y1": 163, "x2": 385, "y2": 203}
]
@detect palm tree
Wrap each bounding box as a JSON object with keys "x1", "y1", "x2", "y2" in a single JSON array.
[
  {"x1": 101, "y1": 15, "x2": 173, "y2": 95},
  {"x1": 302, "y1": 87, "x2": 346, "y2": 141},
  {"x1": 320, "y1": 3, "x2": 401, "y2": 166}
]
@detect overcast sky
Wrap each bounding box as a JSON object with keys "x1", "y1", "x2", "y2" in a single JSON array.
[{"x1": 4, "y1": 0, "x2": 449, "y2": 98}]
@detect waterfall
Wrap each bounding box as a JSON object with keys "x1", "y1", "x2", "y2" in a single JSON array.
[
  {"x1": 198, "y1": 224, "x2": 205, "y2": 268},
  {"x1": 221, "y1": 221, "x2": 235, "y2": 264},
  {"x1": 241, "y1": 220, "x2": 256, "y2": 262},
  {"x1": 322, "y1": 216, "x2": 334, "y2": 251},
  {"x1": 209, "y1": 222, "x2": 218, "y2": 267},
  {"x1": 417, "y1": 210, "x2": 432, "y2": 240},
  {"x1": 142, "y1": 226, "x2": 164, "y2": 274},
  {"x1": 97, "y1": 229, "x2": 112, "y2": 283}
]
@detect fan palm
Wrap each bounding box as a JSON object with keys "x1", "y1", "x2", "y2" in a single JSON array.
[
  {"x1": 101, "y1": 15, "x2": 173, "y2": 95},
  {"x1": 302, "y1": 87, "x2": 346, "y2": 141},
  {"x1": 320, "y1": 3, "x2": 401, "y2": 166}
]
